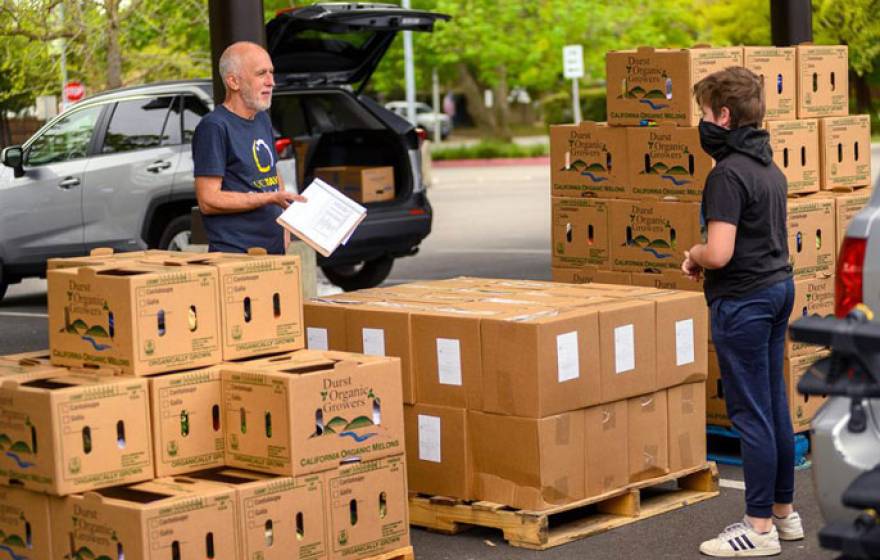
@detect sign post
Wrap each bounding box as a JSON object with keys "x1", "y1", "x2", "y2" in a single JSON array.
[{"x1": 563, "y1": 44, "x2": 584, "y2": 124}]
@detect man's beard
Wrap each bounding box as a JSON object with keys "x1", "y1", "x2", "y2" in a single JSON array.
[{"x1": 242, "y1": 86, "x2": 271, "y2": 112}]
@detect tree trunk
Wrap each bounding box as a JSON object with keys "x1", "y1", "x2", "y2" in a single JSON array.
[
  {"x1": 850, "y1": 69, "x2": 872, "y2": 115},
  {"x1": 493, "y1": 67, "x2": 513, "y2": 142},
  {"x1": 457, "y1": 63, "x2": 497, "y2": 137},
  {"x1": 105, "y1": 0, "x2": 122, "y2": 89}
]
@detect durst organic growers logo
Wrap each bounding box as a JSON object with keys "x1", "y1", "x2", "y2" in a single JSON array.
[
  {"x1": 62, "y1": 282, "x2": 113, "y2": 351},
  {"x1": 623, "y1": 207, "x2": 675, "y2": 260},
  {"x1": 312, "y1": 377, "x2": 381, "y2": 443},
  {"x1": 0, "y1": 417, "x2": 36, "y2": 470},
  {"x1": 619, "y1": 56, "x2": 670, "y2": 110}
]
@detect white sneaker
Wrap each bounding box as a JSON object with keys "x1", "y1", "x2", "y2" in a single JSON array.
[
  {"x1": 699, "y1": 520, "x2": 782, "y2": 557},
  {"x1": 773, "y1": 512, "x2": 804, "y2": 541}
]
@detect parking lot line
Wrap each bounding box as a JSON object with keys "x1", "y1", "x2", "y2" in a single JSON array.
[
  {"x1": 719, "y1": 478, "x2": 746, "y2": 491},
  {"x1": 0, "y1": 311, "x2": 49, "y2": 318},
  {"x1": 434, "y1": 248, "x2": 550, "y2": 255}
]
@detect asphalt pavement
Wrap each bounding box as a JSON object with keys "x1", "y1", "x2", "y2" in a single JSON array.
[{"x1": 2, "y1": 153, "x2": 877, "y2": 559}]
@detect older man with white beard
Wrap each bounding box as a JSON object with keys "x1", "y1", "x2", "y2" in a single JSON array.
[{"x1": 192, "y1": 41, "x2": 306, "y2": 254}]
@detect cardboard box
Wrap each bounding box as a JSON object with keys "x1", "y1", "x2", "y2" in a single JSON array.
[
  {"x1": 609, "y1": 199, "x2": 703, "y2": 272},
  {"x1": 788, "y1": 273, "x2": 835, "y2": 357},
  {"x1": 549, "y1": 122, "x2": 628, "y2": 198},
  {"x1": 584, "y1": 401, "x2": 629, "y2": 497},
  {"x1": 323, "y1": 455, "x2": 410, "y2": 560},
  {"x1": 630, "y1": 270, "x2": 702, "y2": 291},
  {"x1": 765, "y1": 119, "x2": 820, "y2": 195},
  {"x1": 819, "y1": 115, "x2": 872, "y2": 190},
  {"x1": 222, "y1": 350, "x2": 404, "y2": 476},
  {"x1": 797, "y1": 45, "x2": 849, "y2": 119},
  {"x1": 606, "y1": 46, "x2": 743, "y2": 127},
  {"x1": 0, "y1": 354, "x2": 67, "y2": 381},
  {"x1": 51, "y1": 477, "x2": 239, "y2": 560},
  {"x1": 149, "y1": 367, "x2": 225, "y2": 477},
  {"x1": 0, "y1": 371, "x2": 153, "y2": 495},
  {"x1": 148, "y1": 251, "x2": 305, "y2": 360},
  {"x1": 480, "y1": 306, "x2": 604, "y2": 418},
  {"x1": 834, "y1": 189, "x2": 874, "y2": 258},
  {"x1": 187, "y1": 468, "x2": 328, "y2": 560},
  {"x1": 636, "y1": 290, "x2": 708, "y2": 389},
  {"x1": 314, "y1": 165, "x2": 395, "y2": 203},
  {"x1": 469, "y1": 410, "x2": 585, "y2": 510},
  {"x1": 627, "y1": 391, "x2": 669, "y2": 482},
  {"x1": 0, "y1": 485, "x2": 53, "y2": 560},
  {"x1": 788, "y1": 196, "x2": 836, "y2": 277},
  {"x1": 626, "y1": 126, "x2": 714, "y2": 201},
  {"x1": 304, "y1": 300, "x2": 350, "y2": 352},
  {"x1": 744, "y1": 47, "x2": 797, "y2": 121},
  {"x1": 551, "y1": 197, "x2": 611, "y2": 268},
  {"x1": 404, "y1": 404, "x2": 472, "y2": 499},
  {"x1": 46, "y1": 247, "x2": 179, "y2": 270},
  {"x1": 667, "y1": 382, "x2": 707, "y2": 473},
  {"x1": 596, "y1": 299, "x2": 658, "y2": 403},
  {"x1": 707, "y1": 349, "x2": 830, "y2": 432},
  {"x1": 48, "y1": 263, "x2": 222, "y2": 376},
  {"x1": 551, "y1": 267, "x2": 632, "y2": 285}
]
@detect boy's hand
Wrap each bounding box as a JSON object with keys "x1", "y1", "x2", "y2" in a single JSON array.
[{"x1": 681, "y1": 250, "x2": 703, "y2": 282}]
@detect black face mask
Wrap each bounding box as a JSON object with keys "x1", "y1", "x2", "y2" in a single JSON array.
[{"x1": 698, "y1": 120, "x2": 731, "y2": 160}]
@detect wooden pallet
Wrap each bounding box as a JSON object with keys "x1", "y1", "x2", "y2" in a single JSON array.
[
  {"x1": 363, "y1": 545, "x2": 414, "y2": 560},
  {"x1": 409, "y1": 462, "x2": 719, "y2": 550}
]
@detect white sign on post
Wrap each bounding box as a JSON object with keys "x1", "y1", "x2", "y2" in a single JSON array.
[{"x1": 563, "y1": 45, "x2": 584, "y2": 124}]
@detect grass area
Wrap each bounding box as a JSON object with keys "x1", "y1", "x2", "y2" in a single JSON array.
[
  {"x1": 447, "y1": 124, "x2": 549, "y2": 139},
  {"x1": 431, "y1": 140, "x2": 549, "y2": 161}
]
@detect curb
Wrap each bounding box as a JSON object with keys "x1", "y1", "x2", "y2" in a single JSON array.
[{"x1": 432, "y1": 156, "x2": 550, "y2": 168}]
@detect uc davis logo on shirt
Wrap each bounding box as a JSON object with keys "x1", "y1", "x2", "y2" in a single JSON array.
[{"x1": 252, "y1": 139, "x2": 274, "y2": 173}]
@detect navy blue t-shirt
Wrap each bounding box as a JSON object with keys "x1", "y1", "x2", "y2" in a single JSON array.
[{"x1": 192, "y1": 105, "x2": 284, "y2": 254}]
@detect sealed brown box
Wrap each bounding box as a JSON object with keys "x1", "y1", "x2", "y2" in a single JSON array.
[
  {"x1": 834, "y1": 189, "x2": 874, "y2": 259},
  {"x1": 606, "y1": 46, "x2": 742, "y2": 127},
  {"x1": 549, "y1": 122, "x2": 628, "y2": 198},
  {"x1": 636, "y1": 290, "x2": 708, "y2": 389},
  {"x1": 0, "y1": 371, "x2": 153, "y2": 495},
  {"x1": 667, "y1": 382, "x2": 707, "y2": 473},
  {"x1": 304, "y1": 300, "x2": 349, "y2": 351},
  {"x1": 584, "y1": 401, "x2": 629, "y2": 497},
  {"x1": 51, "y1": 477, "x2": 239, "y2": 560},
  {"x1": 631, "y1": 269, "x2": 702, "y2": 291},
  {"x1": 404, "y1": 404, "x2": 472, "y2": 499},
  {"x1": 744, "y1": 47, "x2": 797, "y2": 121},
  {"x1": 48, "y1": 263, "x2": 222, "y2": 376},
  {"x1": 595, "y1": 299, "x2": 657, "y2": 403},
  {"x1": 628, "y1": 391, "x2": 670, "y2": 482},
  {"x1": 609, "y1": 199, "x2": 703, "y2": 272},
  {"x1": 797, "y1": 45, "x2": 849, "y2": 119},
  {"x1": 787, "y1": 273, "x2": 835, "y2": 357},
  {"x1": 187, "y1": 468, "x2": 328, "y2": 560},
  {"x1": 552, "y1": 266, "x2": 632, "y2": 285},
  {"x1": 626, "y1": 126, "x2": 713, "y2": 201},
  {"x1": 707, "y1": 350, "x2": 830, "y2": 432},
  {"x1": 819, "y1": 115, "x2": 872, "y2": 190},
  {"x1": 323, "y1": 455, "x2": 410, "y2": 560},
  {"x1": 222, "y1": 350, "x2": 404, "y2": 476},
  {"x1": 481, "y1": 306, "x2": 604, "y2": 417},
  {"x1": 469, "y1": 410, "x2": 586, "y2": 510},
  {"x1": 765, "y1": 119, "x2": 820, "y2": 195},
  {"x1": 0, "y1": 485, "x2": 53, "y2": 560},
  {"x1": 0, "y1": 353, "x2": 67, "y2": 381},
  {"x1": 787, "y1": 196, "x2": 836, "y2": 277},
  {"x1": 314, "y1": 165, "x2": 395, "y2": 203},
  {"x1": 551, "y1": 197, "x2": 611, "y2": 268},
  {"x1": 149, "y1": 367, "x2": 224, "y2": 477}
]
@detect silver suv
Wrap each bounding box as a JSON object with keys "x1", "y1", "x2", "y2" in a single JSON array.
[{"x1": 0, "y1": 3, "x2": 449, "y2": 302}]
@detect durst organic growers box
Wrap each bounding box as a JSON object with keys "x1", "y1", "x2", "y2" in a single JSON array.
[
  {"x1": 787, "y1": 273, "x2": 835, "y2": 357},
  {"x1": 626, "y1": 125, "x2": 713, "y2": 201},
  {"x1": 51, "y1": 477, "x2": 239, "y2": 560},
  {"x1": 549, "y1": 122, "x2": 628, "y2": 198},
  {"x1": 609, "y1": 200, "x2": 703, "y2": 272},
  {"x1": 744, "y1": 47, "x2": 797, "y2": 121},
  {"x1": 606, "y1": 46, "x2": 743, "y2": 127},
  {"x1": 797, "y1": 45, "x2": 849, "y2": 119},
  {"x1": 764, "y1": 119, "x2": 820, "y2": 195},
  {"x1": 551, "y1": 197, "x2": 611, "y2": 268},
  {"x1": 819, "y1": 115, "x2": 872, "y2": 191},
  {"x1": 0, "y1": 485, "x2": 53, "y2": 560},
  {"x1": 222, "y1": 350, "x2": 404, "y2": 477},
  {"x1": 0, "y1": 370, "x2": 153, "y2": 495},
  {"x1": 48, "y1": 263, "x2": 222, "y2": 376},
  {"x1": 787, "y1": 197, "x2": 836, "y2": 277},
  {"x1": 551, "y1": 266, "x2": 632, "y2": 286}
]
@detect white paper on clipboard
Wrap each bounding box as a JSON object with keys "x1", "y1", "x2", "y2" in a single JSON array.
[{"x1": 276, "y1": 178, "x2": 366, "y2": 256}]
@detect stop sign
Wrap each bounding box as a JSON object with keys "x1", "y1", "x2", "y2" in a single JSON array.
[{"x1": 64, "y1": 81, "x2": 85, "y2": 103}]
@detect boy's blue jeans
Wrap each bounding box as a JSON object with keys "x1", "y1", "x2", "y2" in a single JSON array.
[{"x1": 711, "y1": 277, "x2": 796, "y2": 518}]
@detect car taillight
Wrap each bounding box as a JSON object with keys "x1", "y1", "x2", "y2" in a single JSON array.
[
  {"x1": 835, "y1": 236, "x2": 867, "y2": 318},
  {"x1": 415, "y1": 128, "x2": 428, "y2": 146}
]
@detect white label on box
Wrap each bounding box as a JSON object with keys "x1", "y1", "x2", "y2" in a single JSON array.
[
  {"x1": 362, "y1": 328, "x2": 386, "y2": 356},
  {"x1": 307, "y1": 327, "x2": 329, "y2": 351},
  {"x1": 436, "y1": 338, "x2": 463, "y2": 386},
  {"x1": 556, "y1": 331, "x2": 580, "y2": 382},
  {"x1": 675, "y1": 318, "x2": 695, "y2": 366},
  {"x1": 614, "y1": 324, "x2": 635, "y2": 374},
  {"x1": 418, "y1": 414, "x2": 442, "y2": 463}
]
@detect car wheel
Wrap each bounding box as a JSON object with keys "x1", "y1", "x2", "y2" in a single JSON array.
[
  {"x1": 321, "y1": 257, "x2": 394, "y2": 291},
  {"x1": 157, "y1": 215, "x2": 195, "y2": 251}
]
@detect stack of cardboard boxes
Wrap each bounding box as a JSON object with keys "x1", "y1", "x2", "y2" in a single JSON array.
[
  {"x1": 550, "y1": 44, "x2": 872, "y2": 433},
  {"x1": 303, "y1": 278, "x2": 708, "y2": 510},
  {"x1": 0, "y1": 249, "x2": 410, "y2": 560}
]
